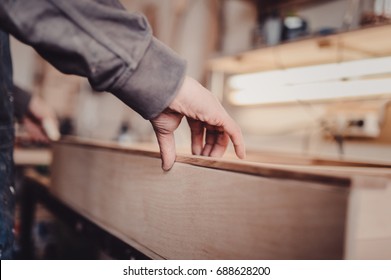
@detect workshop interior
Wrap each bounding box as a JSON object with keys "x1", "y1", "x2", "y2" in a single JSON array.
[{"x1": 10, "y1": 0, "x2": 391, "y2": 260}]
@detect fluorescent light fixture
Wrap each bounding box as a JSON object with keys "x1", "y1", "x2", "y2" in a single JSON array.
[
  {"x1": 228, "y1": 56, "x2": 391, "y2": 105},
  {"x1": 230, "y1": 80, "x2": 391, "y2": 105}
]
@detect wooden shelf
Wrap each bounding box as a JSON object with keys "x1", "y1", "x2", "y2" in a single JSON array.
[
  {"x1": 208, "y1": 24, "x2": 391, "y2": 74},
  {"x1": 256, "y1": 0, "x2": 339, "y2": 12}
]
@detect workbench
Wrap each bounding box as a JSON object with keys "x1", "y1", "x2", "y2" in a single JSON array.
[
  {"x1": 44, "y1": 137, "x2": 391, "y2": 259},
  {"x1": 14, "y1": 147, "x2": 52, "y2": 166}
]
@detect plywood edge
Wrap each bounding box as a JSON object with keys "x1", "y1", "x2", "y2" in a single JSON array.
[
  {"x1": 246, "y1": 149, "x2": 391, "y2": 168},
  {"x1": 56, "y1": 136, "x2": 351, "y2": 188},
  {"x1": 177, "y1": 155, "x2": 351, "y2": 188}
]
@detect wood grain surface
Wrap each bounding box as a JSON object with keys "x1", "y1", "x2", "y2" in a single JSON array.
[{"x1": 51, "y1": 139, "x2": 351, "y2": 259}]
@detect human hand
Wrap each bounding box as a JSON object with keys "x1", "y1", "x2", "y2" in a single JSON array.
[
  {"x1": 150, "y1": 76, "x2": 245, "y2": 171},
  {"x1": 23, "y1": 95, "x2": 60, "y2": 143}
]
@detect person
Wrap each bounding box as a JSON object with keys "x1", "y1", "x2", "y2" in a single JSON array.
[
  {"x1": 0, "y1": 0, "x2": 245, "y2": 259},
  {"x1": 14, "y1": 86, "x2": 58, "y2": 143}
]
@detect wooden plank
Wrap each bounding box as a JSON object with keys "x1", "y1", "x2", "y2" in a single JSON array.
[
  {"x1": 208, "y1": 24, "x2": 391, "y2": 73},
  {"x1": 342, "y1": 24, "x2": 391, "y2": 59},
  {"x1": 57, "y1": 137, "x2": 391, "y2": 180},
  {"x1": 13, "y1": 148, "x2": 52, "y2": 166},
  {"x1": 59, "y1": 137, "x2": 352, "y2": 186},
  {"x1": 51, "y1": 139, "x2": 349, "y2": 259},
  {"x1": 265, "y1": 0, "x2": 338, "y2": 10},
  {"x1": 245, "y1": 149, "x2": 391, "y2": 168}
]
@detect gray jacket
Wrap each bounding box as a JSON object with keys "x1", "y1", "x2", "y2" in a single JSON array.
[{"x1": 0, "y1": 0, "x2": 186, "y2": 120}]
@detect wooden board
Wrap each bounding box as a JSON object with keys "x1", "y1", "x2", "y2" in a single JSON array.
[
  {"x1": 208, "y1": 24, "x2": 391, "y2": 74},
  {"x1": 50, "y1": 138, "x2": 391, "y2": 259},
  {"x1": 51, "y1": 139, "x2": 351, "y2": 260},
  {"x1": 14, "y1": 148, "x2": 52, "y2": 166},
  {"x1": 245, "y1": 149, "x2": 391, "y2": 168}
]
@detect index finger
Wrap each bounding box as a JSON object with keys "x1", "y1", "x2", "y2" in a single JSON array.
[{"x1": 221, "y1": 114, "x2": 246, "y2": 159}]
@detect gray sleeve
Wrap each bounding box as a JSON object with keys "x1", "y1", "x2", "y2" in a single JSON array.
[{"x1": 0, "y1": 0, "x2": 186, "y2": 119}]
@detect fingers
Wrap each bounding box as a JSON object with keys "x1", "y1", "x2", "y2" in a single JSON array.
[
  {"x1": 154, "y1": 130, "x2": 177, "y2": 171},
  {"x1": 187, "y1": 115, "x2": 245, "y2": 159},
  {"x1": 222, "y1": 117, "x2": 246, "y2": 159},
  {"x1": 209, "y1": 130, "x2": 229, "y2": 157},
  {"x1": 150, "y1": 110, "x2": 183, "y2": 171},
  {"x1": 187, "y1": 118, "x2": 204, "y2": 156},
  {"x1": 23, "y1": 117, "x2": 50, "y2": 143},
  {"x1": 188, "y1": 118, "x2": 230, "y2": 158},
  {"x1": 42, "y1": 118, "x2": 61, "y2": 141},
  {"x1": 201, "y1": 126, "x2": 229, "y2": 157},
  {"x1": 201, "y1": 109, "x2": 245, "y2": 159},
  {"x1": 164, "y1": 76, "x2": 246, "y2": 161}
]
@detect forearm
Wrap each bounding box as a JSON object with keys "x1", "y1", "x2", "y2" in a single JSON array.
[{"x1": 0, "y1": 0, "x2": 185, "y2": 119}]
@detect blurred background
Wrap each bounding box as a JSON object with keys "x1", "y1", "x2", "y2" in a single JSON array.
[{"x1": 12, "y1": 0, "x2": 391, "y2": 162}]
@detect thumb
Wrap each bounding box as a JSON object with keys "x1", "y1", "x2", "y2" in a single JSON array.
[{"x1": 154, "y1": 131, "x2": 177, "y2": 171}]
